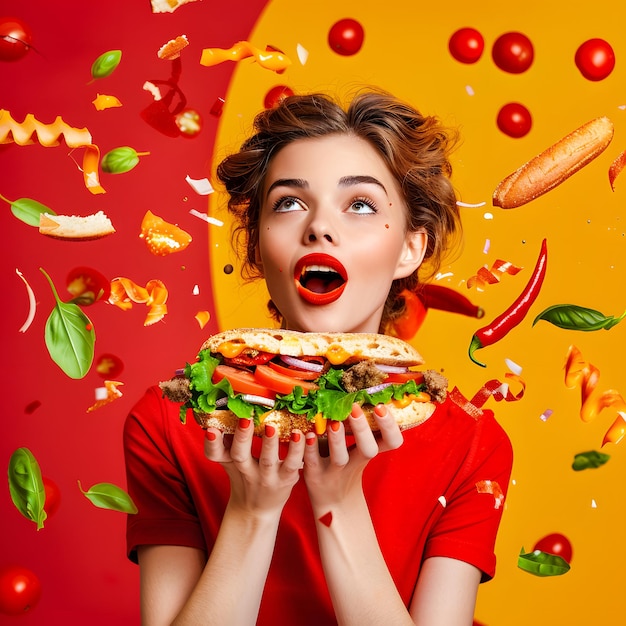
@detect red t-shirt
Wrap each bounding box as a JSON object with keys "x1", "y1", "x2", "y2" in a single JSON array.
[{"x1": 124, "y1": 386, "x2": 512, "y2": 625}]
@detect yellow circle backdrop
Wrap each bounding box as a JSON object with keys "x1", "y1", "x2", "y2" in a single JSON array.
[{"x1": 209, "y1": 2, "x2": 626, "y2": 623}]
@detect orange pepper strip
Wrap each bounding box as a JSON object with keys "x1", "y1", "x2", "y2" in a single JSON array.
[
  {"x1": 0, "y1": 110, "x2": 105, "y2": 195},
  {"x1": 86, "y1": 381, "x2": 124, "y2": 413},
  {"x1": 467, "y1": 258, "x2": 522, "y2": 290},
  {"x1": 200, "y1": 41, "x2": 291, "y2": 72},
  {"x1": 603, "y1": 413, "x2": 626, "y2": 446},
  {"x1": 108, "y1": 277, "x2": 168, "y2": 326},
  {"x1": 564, "y1": 345, "x2": 626, "y2": 423}
]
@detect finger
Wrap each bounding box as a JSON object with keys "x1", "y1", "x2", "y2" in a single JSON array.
[
  {"x1": 303, "y1": 431, "x2": 321, "y2": 469},
  {"x1": 372, "y1": 404, "x2": 404, "y2": 451},
  {"x1": 203, "y1": 428, "x2": 231, "y2": 463},
  {"x1": 326, "y1": 420, "x2": 350, "y2": 466},
  {"x1": 228, "y1": 418, "x2": 255, "y2": 465},
  {"x1": 258, "y1": 423, "x2": 280, "y2": 469},
  {"x1": 348, "y1": 403, "x2": 379, "y2": 459},
  {"x1": 281, "y1": 430, "x2": 305, "y2": 475}
]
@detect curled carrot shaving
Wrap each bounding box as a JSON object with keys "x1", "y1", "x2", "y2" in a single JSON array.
[
  {"x1": 475, "y1": 479, "x2": 505, "y2": 509},
  {"x1": 87, "y1": 380, "x2": 124, "y2": 413},
  {"x1": 200, "y1": 41, "x2": 291, "y2": 72},
  {"x1": 92, "y1": 94, "x2": 123, "y2": 111},
  {"x1": 0, "y1": 110, "x2": 105, "y2": 194},
  {"x1": 108, "y1": 277, "x2": 168, "y2": 326},
  {"x1": 16, "y1": 268, "x2": 36, "y2": 333},
  {"x1": 467, "y1": 258, "x2": 522, "y2": 291}
]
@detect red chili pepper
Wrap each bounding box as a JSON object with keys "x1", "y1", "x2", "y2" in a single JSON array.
[
  {"x1": 469, "y1": 239, "x2": 548, "y2": 367},
  {"x1": 419, "y1": 284, "x2": 485, "y2": 319}
]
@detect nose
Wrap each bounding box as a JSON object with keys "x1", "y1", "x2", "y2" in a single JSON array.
[{"x1": 304, "y1": 211, "x2": 337, "y2": 245}]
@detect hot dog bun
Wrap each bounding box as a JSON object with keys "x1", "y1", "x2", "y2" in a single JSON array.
[
  {"x1": 39, "y1": 210, "x2": 115, "y2": 240},
  {"x1": 493, "y1": 116, "x2": 614, "y2": 209}
]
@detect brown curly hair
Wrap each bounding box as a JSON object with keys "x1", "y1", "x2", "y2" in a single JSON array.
[{"x1": 216, "y1": 88, "x2": 461, "y2": 332}]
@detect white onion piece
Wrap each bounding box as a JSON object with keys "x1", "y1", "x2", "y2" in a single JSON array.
[
  {"x1": 280, "y1": 355, "x2": 323, "y2": 372},
  {"x1": 16, "y1": 268, "x2": 36, "y2": 333},
  {"x1": 216, "y1": 394, "x2": 275, "y2": 408},
  {"x1": 374, "y1": 363, "x2": 409, "y2": 374},
  {"x1": 365, "y1": 382, "x2": 393, "y2": 394}
]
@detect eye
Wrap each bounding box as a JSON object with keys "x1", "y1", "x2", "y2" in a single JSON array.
[
  {"x1": 347, "y1": 197, "x2": 377, "y2": 214},
  {"x1": 271, "y1": 196, "x2": 305, "y2": 213}
]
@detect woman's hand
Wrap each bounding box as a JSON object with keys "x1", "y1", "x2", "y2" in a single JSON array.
[
  {"x1": 303, "y1": 403, "x2": 403, "y2": 512},
  {"x1": 204, "y1": 419, "x2": 305, "y2": 517}
]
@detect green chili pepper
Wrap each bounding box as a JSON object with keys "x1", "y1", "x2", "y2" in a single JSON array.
[
  {"x1": 91, "y1": 50, "x2": 122, "y2": 79},
  {"x1": 40, "y1": 268, "x2": 95, "y2": 379},
  {"x1": 8, "y1": 448, "x2": 47, "y2": 530},
  {"x1": 78, "y1": 480, "x2": 138, "y2": 514},
  {"x1": 101, "y1": 147, "x2": 149, "y2": 174},
  {"x1": 518, "y1": 547, "x2": 570, "y2": 577},
  {"x1": 572, "y1": 450, "x2": 610, "y2": 471},
  {"x1": 533, "y1": 304, "x2": 626, "y2": 331}
]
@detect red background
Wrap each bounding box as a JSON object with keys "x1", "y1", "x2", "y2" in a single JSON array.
[{"x1": 1, "y1": 1, "x2": 266, "y2": 622}]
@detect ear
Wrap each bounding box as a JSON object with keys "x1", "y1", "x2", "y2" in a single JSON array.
[{"x1": 394, "y1": 229, "x2": 427, "y2": 279}]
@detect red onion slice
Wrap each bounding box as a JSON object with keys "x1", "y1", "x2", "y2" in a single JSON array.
[
  {"x1": 374, "y1": 364, "x2": 409, "y2": 374},
  {"x1": 280, "y1": 355, "x2": 324, "y2": 372},
  {"x1": 216, "y1": 395, "x2": 275, "y2": 408},
  {"x1": 365, "y1": 382, "x2": 394, "y2": 394}
]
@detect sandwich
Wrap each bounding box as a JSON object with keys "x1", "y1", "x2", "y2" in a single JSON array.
[{"x1": 160, "y1": 328, "x2": 448, "y2": 441}]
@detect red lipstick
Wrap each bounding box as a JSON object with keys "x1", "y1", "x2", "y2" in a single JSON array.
[{"x1": 294, "y1": 253, "x2": 348, "y2": 305}]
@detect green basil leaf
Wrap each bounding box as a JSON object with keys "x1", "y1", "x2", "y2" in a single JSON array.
[
  {"x1": 518, "y1": 547, "x2": 570, "y2": 577},
  {"x1": 8, "y1": 448, "x2": 47, "y2": 530},
  {"x1": 572, "y1": 450, "x2": 610, "y2": 471},
  {"x1": 101, "y1": 147, "x2": 144, "y2": 174},
  {"x1": 91, "y1": 49, "x2": 122, "y2": 79},
  {"x1": 10, "y1": 197, "x2": 56, "y2": 227},
  {"x1": 78, "y1": 480, "x2": 138, "y2": 514},
  {"x1": 40, "y1": 268, "x2": 95, "y2": 379},
  {"x1": 533, "y1": 304, "x2": 626, "y2": 331}
]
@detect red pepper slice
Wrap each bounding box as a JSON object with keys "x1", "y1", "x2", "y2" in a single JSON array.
[
  {"x1": 419, "y1": 284, "x2": 484, "y2": 318},
  {"x1": 469, "y1": 239, "x2": 547, "y2": 367}
]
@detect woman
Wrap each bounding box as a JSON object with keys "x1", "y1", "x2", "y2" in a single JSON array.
[{"x1": 124, "y1": 89, "x2": 513, "y2": 625}]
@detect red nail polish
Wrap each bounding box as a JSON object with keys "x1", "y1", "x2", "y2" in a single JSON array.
[
  {"x1": 239, "y1": 418, "x2": 251, "y2": 429},
  {"x1": 265, "y1": 424, "x2": 276, "y2": 437},
  {"x1": 205, "y1": 430, "x2": 217, "y2": 441},
  {"x1": 291, "y1": 431, "x2": 301, "y2": 443},
  {"x1": 374, "y1": 404, "x2": 387, "y2": 417},
  {"x1": 305, "y1": 433, "x2": 317, "y2": 446},
  {"x1": 330, "y1": 421, "x2": 340, "y2": 432}
]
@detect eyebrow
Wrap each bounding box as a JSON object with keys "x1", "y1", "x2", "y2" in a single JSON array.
[{"x1": 266, "y1": 175, "x2": 387, "y2": 197}]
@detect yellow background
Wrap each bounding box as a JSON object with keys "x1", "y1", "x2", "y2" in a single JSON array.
[{"x1": 209, "y1": 1, "x2": 626, "y2": 623}]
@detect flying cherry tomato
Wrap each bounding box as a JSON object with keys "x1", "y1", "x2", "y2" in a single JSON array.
[
  {"x1": 497, "y1": 102, "x2": 532, "y2": 138},
  {"x1": 575, "y1": 38, "x2": 615, "y2": 81},
  {"x1": 42, "y1": 477, "x2": 61, "y2": 518},
  {"x1": 264, "y1": 85, "x2": 294, "y2": 109},
  {"x1": 448, "y1": 27, "x2": 484, "y2": 64},
  {"x1": 175, "y1": 108, "x2": 203, "y2": 138},
  {"x1": 66, "y1": 266, "x2": 111, "y2": 305},
  {"x1": 0, "y1": 17, "x2": 33, "y2": 62},
  {"x1": 95, "y1": 353, "x2": 124, "y2": 379},
  {"x1": 492, "y1": 32, "x2": 534, "y2": 74},
  {"x1": 328, "y1": 18, "x2": 364, "y2": 56},
  {"x1": 532, "y1": 533, "x2": 573, "y2": 564},
  {"x1": 0, "y1": 565, "x2": 42, "y2": 615}
]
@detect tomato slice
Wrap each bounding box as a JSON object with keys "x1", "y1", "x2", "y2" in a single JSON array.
[
  {"x1": 269, "y1": 361, "x2": 321, "y2": 381},
  {"x1": 255, "y1": 364, "x2": 319, "y2": 396},
  {"x1": 213, "y1": 365, "x2": 275, "y2": 398},
  {"x1": 384, "y1": 370, "x2": 425, "y2": 384}
]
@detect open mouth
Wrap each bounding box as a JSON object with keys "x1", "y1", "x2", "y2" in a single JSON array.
[{"x1": 294, "y1": 253, "x2": 347, "y2": 305}]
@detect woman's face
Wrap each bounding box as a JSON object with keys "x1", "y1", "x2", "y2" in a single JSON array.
[{"x1": 257, "y1": 134, "x2": 427, "y2": 333}]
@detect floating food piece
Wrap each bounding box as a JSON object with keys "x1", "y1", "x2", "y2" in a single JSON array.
[
  {"x1": 87, "y1": 380, "x2": 124, "y2": 412},
  {"x1": 101, "y1": 146, "x2": 149, "y2": 174},
  {"x1": 533, "y1": 304, "x2": 626, "y2": 331},
  {"x1": 475, "y1": 479, "x2": 504, "y2": 509},
  {"x1": 518, "y1": 548, "x2": 570, "y2": 577},
  {"x1": 467, "y1": 258, "x2": 522, "y2": 290},
  {"x1": 572, "y1": 450, "x2": 610, "y2": 471},
  {"x1": 140, "y1": 210, "x2": 192, "y2": 256},
  {"x1": 157, "y1": 35, "x2": 189, "y2": 60},
  {"x1": 92, "y1": 94, "x2": 122, "y2": 110},
  {"x1": 150, "y1": 0, "x2": 199, "y2": 12},
  {"x1": 108, "y1": 277, "x2": 168, "y2": 326},
  {"x1": 16, "y1": 268, "x2": 36, "y2": 332},
  {"x1": 0, "y1": 109, "x2": 104, "y2": 194},
  {"x1": 195, "y1": 310, "x2": 210, "y2": 329},
  {"x1": 609, "y1": 149, "x2": 626, "y2": 190},
  {"x1": 91, "y1": 50, "x2": 122, "y2": 79},
  {"x1": 200, "y1": 40, "x2": 291, "y2": 72},
  {"x1": 39, "y1": 211, "x2": 115, "y2": 240},
  {"x1": 493, "y1": 117, "x2": 614, "y2": 208}
]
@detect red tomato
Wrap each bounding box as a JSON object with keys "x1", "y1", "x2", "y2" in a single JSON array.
[
  {"x1": 0, "y1": 17, "x2": 33, "y2": 62},
  {"x1": 0, "y1": 565, "x2": 42, "y2": 615},
  {"x1": 264, "y1": 85, "x2": 294, "y2": 109},
  {"x1": 268, "y1": 361, "x2": 321, "y2": 381},
  {"x1": 532, "y1": 533, "x2": 573, "y2": 564},
  {"x1": 66, "y1": 266, "x2": 111, "y2": 305},
  {"x1": 391, "y1": 290, "x2": 427, "y2": 340},
  {"x1": 575, "y1": 38, "x2": 615, "y2": 81},
  {"x1": 448, "y1": 27, "x2": 484, "y2": 64},
  {"x1": 497, "y1": 102, "x2": 532, "y2": 138},
  {"x1": 254, "y1": 364, "x2": 318, "y2": 396},
  {"x1": 42, "y1": 476, "x2": 61, "y2": 518},
  {"x1": 383, "y1": 370, "x2": 425, "y2": 384},
  {"x1": 492, "y1": 32, "x2": 534, "y2": 74},
  {"x1": 328, "y1": 18, "x2": 364, "y2": 56},
  {"x1": 213, "y1": 365, "x2": 275, "y2": 398},
  {"x1": 95, "y1": 353, "x2": 124, "y2": 378}
]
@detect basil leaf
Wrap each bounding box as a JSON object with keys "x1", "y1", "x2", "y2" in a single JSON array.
[
  {"x1": 8, "y1": 448, "x2": 47, "y2": 530},
  {"x1": 91, "y1": 49, "x2": 122, "y2": 79},
  {"x1": 101, "y1": 147, "x2": 147, "y2": 174},
  {"x1": 78, "y1": 481, "x2": 138, "y2": 514},
  {"x1": 40, "y1": 268, "x2": 95, "y2": 379},
  {"x1": 10, "y1": 197, "x2": 56, "y2": 227},
  {"x1": 572, "y1": 450, "x2": 610, "y2": 471},
  {"x1": 533, "y1": 304, "x2": 626, "y2": 331},
  {"x1": 518, "y1": 547, "x2": 570, "y2": 577}
]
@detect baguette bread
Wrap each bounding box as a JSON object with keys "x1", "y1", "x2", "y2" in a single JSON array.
[
  {"x1": 39, "y1": 210, "x2": 115, "y2": 240},
  {"x1": 493, "y1": 116, "x2": 614, "y2": 209}
]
